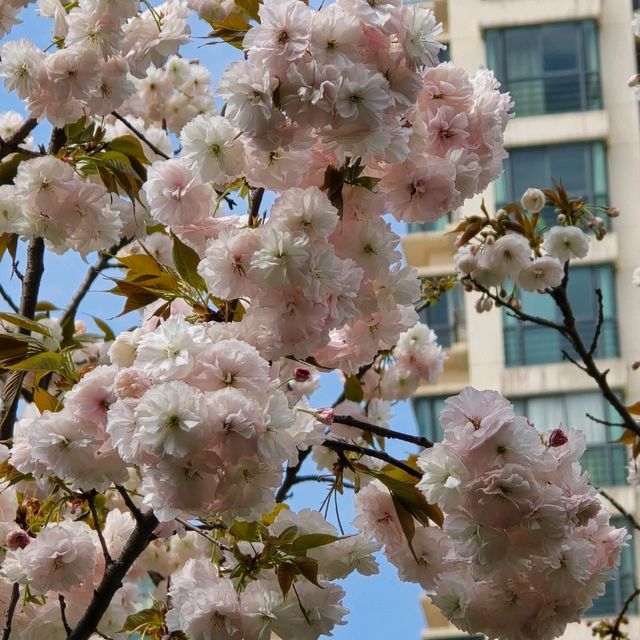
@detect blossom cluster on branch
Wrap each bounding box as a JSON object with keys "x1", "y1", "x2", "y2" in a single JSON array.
[{"x1": 0, "y1": 1, "x2": 631, "y2": 639}]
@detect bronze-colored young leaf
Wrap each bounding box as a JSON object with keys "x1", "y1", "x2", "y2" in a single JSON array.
[
  {"x1": 0, "y1": 153, "x2": 30, "y2": 186},
  {"x1": 33, "y1": 386, "x2": 58, "y2": 413},
  {"x1": 6, "y1": 351, "x2": 63, "y2": 373},
  {"x1": 276, "y1": 562, "x2": 298, "y2": 599},
  {"x1": 293, "y1": 556, "x2": 323, "y2": 588},
  {"x1": 119, "y1": 605, "x2": 165, "y2": 635},
  {"x1": 286, "y1": 533, "x2": 341, "y2": 556},
  {"x1": 344, "y1": 374, "x2": 364, "y2": 403},
  {"x1": 0, "y1": 333, "x2": 46, "y2": 367},
  {"x1": 0, "y1": 312, "x2": 54, "y2": 339},
  {"x1": 235, "y1": 0, "x2": 260, "y2": 21},
  {"x1": 171, "y1": 232, "x2": 206, "y2": 292}
]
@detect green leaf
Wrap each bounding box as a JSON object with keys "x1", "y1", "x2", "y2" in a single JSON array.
[
  {"x1": 6, "y1": 351, "x2": 62, "y2": 373},
  {"x1": 0, "y1": 233, "x2": 17, "y2": 262},
  {"x1": 274, "y1": 525, "x2": 298, "y2": 545},
  {"x1": 391, "y1": 493, "x2": 416, "y2": 545},
  {"x1": 171, "y1": 232, "x2": 206, "y2": 292},
  {"x1": 235, "y1": 0, "x2": 260, "y2": 20},
  {"x1": 351, "y1": 176, "x2": 380, "y2": 191},
  {"x1": 207, "y1": 12, "x2": 252, "y2": 48},
  {"x1": 35, "y1": 301, "x2": 60, "y2": 312},
  {"x1": 293, "y1": 556, "x2": 322, "y2": 588},
  {"x1": 0, "y1": 312, "x2": 53, "y2": 338},
  {"x1": 0, "y1": 333, "x2": 45, "y2": 367},
  {"x1": 276, "y1": 562, "x2": 298, "y2": 599},
  {"x1": 33, "y1": 386, "x2": 58, "y2": 413},
  {"x1": 119, "y1": 605, "x2": 165, "y2": 634},
  {"x1": 344, "y1": 375, "x2": 363, "y2": 403},
  {"x1": 286, "y1": 533, "x2": 340, "y2": 556},
  {"x1": 89, "y1": 315, "x2": 115, "y2": 342},
  {"x1": 229, "y1": 520, "x2": 269, "y2": 542}
]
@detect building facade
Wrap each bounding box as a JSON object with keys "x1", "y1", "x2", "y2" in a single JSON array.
[{"x1": 402, "y1": 1, "x2": 640, "y2": 638}]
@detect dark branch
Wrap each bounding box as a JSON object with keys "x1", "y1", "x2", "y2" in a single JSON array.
[
  {"x1": 611, "y1": 587, "x2": 640, "y2": 639},
  {"x1": 59, "y1": 594, "x2": 72, "y2": 636},
  {"x1": 598, "y1": 488, "x2": 640, "y2": 532},
  {"x1": 276, "y1": 448, "x2": 312, "y2": 503},
  {"x1": 560, "y1": 349, "x2": 588, "y2": 373},
  {"x1": 115, "y1": 485, "x2": 145, "y2": 523},
  {"x1": 248, "y1": 187, "x2": 265, "y2": 226},
  {"x1": 0, "y1": 283, "x2": 18, "y2": 312},
  {"x1": 0, "y1": 118, "x2": 38, "y2": 161},
  {"x1": 586, "y1": 413, "x2": 627, "y2": 429},
  {"x1": 0, "y1": 237, "x2": 45, "y2": 441},
  {"x1": 589, "y1": 288, "x2": 604, "y2": 356},
  {"x1": 322, "y1": 439, "x2": 422, "y2": 479},
  {"x1": 1, "y1": 583, "x2": 20, "y2": 640},
  {"x1": 333, "y1": 414, "x2": 433, "y2": 449},
  {"x1": 110, "y1": 111, "x2": 170, "y2": 160},
  {"x1": 290, "y1": 475, "x2": 355, "y2": 490},
  {"x1": 67, "y1": 508, "x2": 158, "y2": 640}
]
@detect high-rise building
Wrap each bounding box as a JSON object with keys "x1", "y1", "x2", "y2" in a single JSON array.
[{"x1": 402, "y1": 1, "x2": 640, "y2": 638}]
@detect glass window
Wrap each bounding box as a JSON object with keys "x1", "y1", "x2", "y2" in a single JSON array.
[
  {"x1": 588, "y1": 517, "x2": 637, "y2": 616},
  {"x1": 412, "y1": 396, "x2": 447, "y2": 442},
  {"x1": 503, "y1": 264, "x2": 619, "y2": 367},
  {"x1": 511, "y1": 391, "x2": 627, "y2": 486},
  {"x1": 495, "y1": 142, "x2": 609, "y2": 228},
  {"x1": 485, "y1": 21, "x2": 602, "y2": 116},
  {"x1": 419, "y1": 284, "x2": 466, "y2": 348},
  {"x1": 407, "y1": 212, "x2": 452, "y2": 234}
]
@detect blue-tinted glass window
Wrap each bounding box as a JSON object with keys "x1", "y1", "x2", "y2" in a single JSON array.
[
  {"x1": 503, "y1": 265, "x2": 619, "y2": 367},
  {"x1": 485, "y1": 21, "x2": 602, "y2": 116},
  {"x1": 495, "y1": 142, "x2": 609, "y2": 228},
  {"x1": 407, "y1": 212, "x2": 452, "y2": 234},
  {"x1": 510, "y1": 391, "x2": 626, "y2": 486},
  {"x1": 412, "y1": 396, "x2": 446, "y2": 442},
  {"x1": 419, "y1": 284, "x2": 466, "y2": 348}
]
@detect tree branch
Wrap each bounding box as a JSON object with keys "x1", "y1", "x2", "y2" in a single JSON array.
[
  {"x1": 110, "y1": 111, "x2": 170, "y2": 160},
  {"x1": 322, "y1": 439, "x2": 422, "y2": 479},
  {"x1": 333, "y1": 414, "x2": 433, "y2": 449},
  {"x1": 598, "y1": 488, "x2": 640, "y2": 532},
  {"x1": 1, "y1": 583, "x2": 20, "y2": 640},
  {"x1": 611, "y1": 587, "x2": 640, "y2": 639},
  {"x1": 59, "y1": 594, "x2": 72, "y2": 636},
  {"x1": 0, "y1": 118, "x2": 38, "y2": 162},
  {"x1": 0, "y1": 237, "x2": 45, "y2": 441},
  {"x1": 67, "y1": 508, "x2": 158, "y2": 640},
  {"x1": 59, "y1": 237, "x2": 130, "y2": 332},
  {"x1": 589, "y1": 288, "x2": 604, "y2": 356},
  {"x1": 87, "y1": 491, "x2": 113, "y2": 565},
  {"x1": 276, "y1": 448, "x2": 312, "y2": 503},
  {"x1": 248, "y1": 187, "x2": 264, "y2": 226}
]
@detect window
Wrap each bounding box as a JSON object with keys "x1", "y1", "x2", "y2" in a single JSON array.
[
  {"x1": 407, "y1": 212, "x2": 452, "y2": 234},
  {"x1": 503, "y1": 264, "x2": 619, "y2": 367},
  {"x1": 419, "y1": 283, "x2": 466, "y2": 348},
  {"x1": 413, "y1": 395, "x2": 447, "y2": 442},
  {"x1": 511, "y1": 392, "x2": 627, "y2": 487},
  {"x1": 588, "y1": 517, "x2": 637, "y2": 616},
  {"x1": 495, "y1": 141, "x2": 609, "y2": 228},
  {"x1": 485, "y1": 21, "x2": 602, "y2": 116}
]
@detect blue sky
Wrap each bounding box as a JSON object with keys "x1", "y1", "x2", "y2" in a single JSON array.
[{"x1": 0, "y1": 6, "x2": 426, "y2": 639}]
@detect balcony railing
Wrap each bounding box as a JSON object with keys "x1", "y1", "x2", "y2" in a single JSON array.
[{"x1": 508, "y1": 71, "x2": 602, "y2": 117}]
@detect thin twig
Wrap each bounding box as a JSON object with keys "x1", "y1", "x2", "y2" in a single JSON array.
[
  {"x1": 0, "y1": 283, "x2": 18, "y2": 312},
  {"x1": 611, "y1": 587, "x2": 640, "y2": 639},
  {"x1": 1, "y1": 583, "x2": 20, "y2": 640},
  {"x1": 322, "y1": 439, "x2": 422, "y2": 479},
  {"x1": 586, "y1": 413, "x2": 627, "y2": 428},
  {"x1": 59, "y1": 237, "x2": 130, "y2": 331},
  {"x1": 174, "y1": 517, "x2": 230, "y2": 551},
  {"x1": 87, "y1": 491, "x2": 113, "y2": 565},
  {"x1": 114, "y1": 485, "x2": 145, "y2": 523},
  {"x1": 110, "y1": 111, "x2": 170, "y2": 160},
  {"x1": 290, "y1": 475, "x2": 355, "y2": 490},
  {"x1": 276, "y1": 448, "x2": 312, "y2": 503},
  {"x1": 560, "y1": 349, "x2": 588, "y2": 373},
  {"x1": 598, "y1": 488, "x2": 640, "y2": 532},
  {"x1": 333, "y1": 414, "x2": 433, "y2": 449},
  {"x1": 59, "y1": 594, "x2": 72, "y2": 636}
]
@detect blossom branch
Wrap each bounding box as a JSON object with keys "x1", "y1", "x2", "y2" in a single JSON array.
[
  {"x1": 67, "y1": 507, "x2": 159, "y2": 640},
  {"x1": 322, "y1": 439, "x2": 422, "y2": 479},
  {"x1": 611, "y1": 586, "x2": 640, "y2": 639},
  {"x1": 110, "y1": 111, "x2": 170, "y2": 160},
  {"x1": 275, "y1": 448, "x2": 312, "y2": 503},
  {"x1": 597, "y1": 488, "x2": 640, "y2": 532},
  {"x1": 0, "y1": 117, "x2": 38, "y2": 162},
  {"x1": 333, "y1": 414, "x2": 433, "y2": 449},
  {"x1": 1, "y1": 583, "x2": 20, "y2": 640},
  {"x1": 588, "y1": 288, "x2": 604, "y2": 356}
]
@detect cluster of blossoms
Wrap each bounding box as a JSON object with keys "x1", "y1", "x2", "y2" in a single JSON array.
[
  {"x1": 0, "y1": 0, "x2": 191, "y2": 126},
  {"x1": 353, "y1": 388, "x2": 628, "y2": 640},
  {"x1": 455, "y1": 187, "x2": 592, "y2": 296}
]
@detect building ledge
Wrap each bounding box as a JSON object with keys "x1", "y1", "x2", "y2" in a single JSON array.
[
  {"x1": 402, "y1": 228, "x2": 457, "y2": 274},
  {"x1": 504, "y1": 110, "x2": 609, "y2": 148},
  {"x1": 477, "y1": 0, "x2": 601, "y2": 30}
]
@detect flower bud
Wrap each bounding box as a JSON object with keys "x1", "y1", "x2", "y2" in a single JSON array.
[
  {"x1": 607, "y1": 207, "x2": 620, "y2": 218},
  {"x1": 549, "y1": 428, "x2": 569, "y2": 447},
  {"x1": 521, "y1": 188, "x2": 546, "y2": 213},
  {"x1": 293, "y1": 367, "x2": 311, "y2": 382},
  {"x1": 475, "y1": 298, "x2": 484, "y2": 313},
  {"x1": 485, "y1": 235, "x2": 495, "y2": 246},
  {"x1": 316, "y1": 408, "x2": 335, "y2": 425},
  {"x1": 628, "y1": 73, "x2": 640, "y2": 87},
  {"x1": 482, "y1": 297, "x2": 493, "y2": 312},
  {"x1": 557, "y1": 214, "x2": 566, "y2": 224},
  {"x1": 6, "y1": 529, "x2": 31, "y2": 550}
]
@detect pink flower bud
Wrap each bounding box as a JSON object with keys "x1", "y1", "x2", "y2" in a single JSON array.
[
  {"x1": 293, "y1": 367, "x2": 311, "y2": 382},
  {"x1": 317, "y1": 408, "x2": 335, "y2": 425},
  {"x1": 549, "y1": 428, "x2": 568, "y2": 447},
  {"x1": 6, "y1": 529, "x2": 31, "y2": 550}
]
